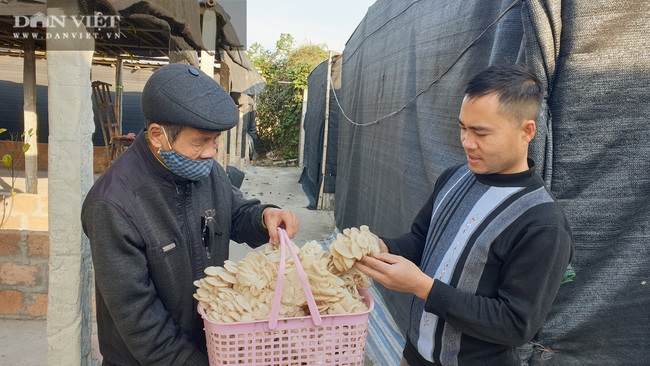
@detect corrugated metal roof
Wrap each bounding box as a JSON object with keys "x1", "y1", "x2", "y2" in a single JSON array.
[
  {"x1": 0, "y1": 0, "x2": 203, "y2": 58},
  {"x1": 0, "y1": 1, "x2": 264, "y2": 93}
]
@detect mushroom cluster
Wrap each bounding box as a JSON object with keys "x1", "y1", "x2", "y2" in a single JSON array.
[
  {"x1": 194, "y1": 226, "x2": 379, "y2": 323},
  {"x1": 329, "y1": 225, "x2": 381, "y2": 272}
]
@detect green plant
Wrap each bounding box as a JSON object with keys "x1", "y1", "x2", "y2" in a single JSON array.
[
  {"x1": 248, "y1": 35, "x2": 328, "y2": 160},
  {"x1": 0, "y1": 127, "x2": 33, "y2": 227}
]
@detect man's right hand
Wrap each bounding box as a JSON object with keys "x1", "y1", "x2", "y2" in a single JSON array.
[{"x1": 355, "y1": 252, "x2": 434, "y2": 300}]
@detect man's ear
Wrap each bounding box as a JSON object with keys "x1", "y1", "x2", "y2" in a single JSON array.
[
  {"x1": 148, "y1": 123, "x2": 166, "y2": 150},
  {"x1": 522, "y1": 119, "x2": 536, "y2": 143}
]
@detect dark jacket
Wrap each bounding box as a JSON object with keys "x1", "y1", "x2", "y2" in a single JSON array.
[{"x1": 82, "y1": 132, "x2": 274, "y2": 365}]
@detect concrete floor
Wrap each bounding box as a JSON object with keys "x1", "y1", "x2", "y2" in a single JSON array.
[
  {"x1": 0, "y1": 318, "x2": 47, "y2": 366},
  {"x1": 0, "y1": 165, "x2": 355, "y2": 365},
  {"x1": 231, "y1": 164, "x2": 336, "y2": 261}
]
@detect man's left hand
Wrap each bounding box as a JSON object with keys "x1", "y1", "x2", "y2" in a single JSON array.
[{"x1": 263, "y1": 208, "x2": 299, "y2": 244}]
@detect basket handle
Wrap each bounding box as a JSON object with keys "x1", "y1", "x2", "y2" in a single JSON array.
[{"x1": 268, "y1": 228, "x2": 322, "y2": 329}]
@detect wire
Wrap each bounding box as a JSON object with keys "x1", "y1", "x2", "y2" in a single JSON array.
[{"x1": 331, "y1": 0, "x2": 520, "y2": 127}]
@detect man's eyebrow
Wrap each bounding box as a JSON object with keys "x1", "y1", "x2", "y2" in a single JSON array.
[
  {"x1": 472, "y1": 125, "x2": 490, "y2": 131},
  {"x1": 458, "y1": 120, "x2": 490, "y2": 131},
  {"x1": 196, "y1": 135, "x2": 217, "y2": 142}
]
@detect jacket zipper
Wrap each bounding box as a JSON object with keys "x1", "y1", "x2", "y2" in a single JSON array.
[
  {"x1": 182, "y1": 183, "x2": 203, "y2": 338},
  {"x1": 182, "y1": 183, "x2": 198, "y2": 280}
]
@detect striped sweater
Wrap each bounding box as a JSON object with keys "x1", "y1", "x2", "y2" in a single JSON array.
[{"x1": 384, "y1": 163, "x2": 573, "y2": 366}]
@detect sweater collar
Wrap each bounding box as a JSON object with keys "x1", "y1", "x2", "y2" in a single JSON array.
[{"x1": 473, "y1": 159, "x2": 538, "y2": 187}]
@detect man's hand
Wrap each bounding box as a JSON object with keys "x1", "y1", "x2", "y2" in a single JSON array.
[
  {"x1": 355, "y1": 252, "x2": 434, "y2": 300},
  {"x1": 263, "y1": 208, "x2": 299, "y2": 244}
]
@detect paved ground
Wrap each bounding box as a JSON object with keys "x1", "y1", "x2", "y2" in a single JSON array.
[
  {"x1": 0, "y1": 165, "x2": 342, "y2": 365},
  {"x1": 0, "y1": 318, "x2": 47, "y2": 366},
  {"x1": 231, "y1": 164, "x2": 336, "y2": 260}
]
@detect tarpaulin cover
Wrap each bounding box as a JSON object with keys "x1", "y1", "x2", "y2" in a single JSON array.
[
  {"x1": 299, "y1": 55, "x2": 341, "y2": 209},
  {"x1": 336, "y1": 0, "x2": 650, "y2": 364}
]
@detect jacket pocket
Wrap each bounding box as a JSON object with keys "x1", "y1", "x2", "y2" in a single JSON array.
[{"x1": 147, "y1": 239, "x2": 182, "y2": 264}]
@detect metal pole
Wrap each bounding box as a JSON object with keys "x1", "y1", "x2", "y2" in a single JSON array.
[
  {"x1": 298, "y1": 88, "x2": 308, "y2": 168},
  {"x1": 115, "y1": 55, "x2": 124, "y2": 135},
  {"x1": 317, "y1": 51, "x2": 333, "y2": 210}
]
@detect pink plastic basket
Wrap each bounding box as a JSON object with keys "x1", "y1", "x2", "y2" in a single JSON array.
[{"x1": 198, "y1": 228, "x2": 374, "y2": 365}]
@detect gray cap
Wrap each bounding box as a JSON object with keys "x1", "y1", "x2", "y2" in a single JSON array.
[{"x1": 141, "y1": 63, "x2": 238, "y2": 131}]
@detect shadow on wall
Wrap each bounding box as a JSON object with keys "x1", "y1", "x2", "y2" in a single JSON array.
[{"x1": 0, "y1": 80, "x2": 145, "y2": 146}]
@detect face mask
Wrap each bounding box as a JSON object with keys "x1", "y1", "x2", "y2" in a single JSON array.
[{"x1": 158, "y1": 128, "x2": 214, "y2": 181}]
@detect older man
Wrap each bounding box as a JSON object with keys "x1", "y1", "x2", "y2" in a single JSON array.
[{"x1": 82, "y1": 63, "x2": 299, "y2": 365}]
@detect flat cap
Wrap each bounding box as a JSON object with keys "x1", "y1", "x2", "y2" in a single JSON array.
[{"x1": 141, "y1": 63, "x2": 238, "y2": 131}]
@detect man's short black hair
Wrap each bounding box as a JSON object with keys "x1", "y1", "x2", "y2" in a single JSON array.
[{"x1": 464, "y1": 64, "x2": 543, "y2": 122}]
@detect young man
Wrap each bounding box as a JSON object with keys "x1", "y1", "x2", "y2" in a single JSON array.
[
  {"x1": 356, "y1": 64, "x2": 573, "y2": 366},
  {"x1": 82, "y1": 63, "x2": 299, "y2": 365}
]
